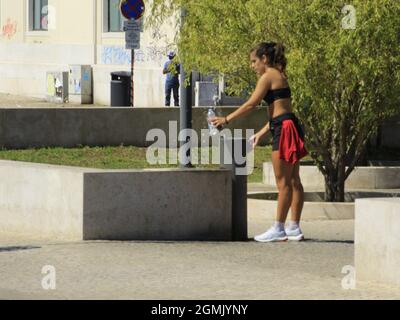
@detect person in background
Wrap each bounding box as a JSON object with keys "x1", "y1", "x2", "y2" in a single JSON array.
[{"x1": 163, "y1": 51, "x2": 180, "y2": 107}]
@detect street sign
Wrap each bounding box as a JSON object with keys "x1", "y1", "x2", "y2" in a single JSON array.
[
  {"x1": 124, "y1": 20, "x2": 141, "y2": 49},
  {"x1": 123, "y1": 19, "x2": 141, "y2": 32},
  {"x1": 125, "y1": 29, "x2": 140, "y2": 49},
  {"x1": 120, "y1": 0, "x2": 145, "y2": 108},
  {"x1": 120, "y1": 0, "x2": 145, "y2": 21}
]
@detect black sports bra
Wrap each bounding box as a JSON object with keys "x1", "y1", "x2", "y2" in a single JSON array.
[{"x1": 264, "y1": 87, "x2": 291, "y2": 105}]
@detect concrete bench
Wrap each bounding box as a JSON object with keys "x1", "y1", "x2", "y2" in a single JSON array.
[
  {"x1": 263, "y1": 162, "x2": 400, "y2": 189},
  {"x1": 0, "y1": 160, "x2": 232, "y2": 241},
  {"x1": 0, "y1": 107, "x2": 269, "y2": 149},
  {"x1": 355, "y1": 198, "x2": 400, "y2": 286}
]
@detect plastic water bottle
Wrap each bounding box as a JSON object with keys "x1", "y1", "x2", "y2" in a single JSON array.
[{"x1": 207, "y1": 108, "x2": 220, "y2": 136}]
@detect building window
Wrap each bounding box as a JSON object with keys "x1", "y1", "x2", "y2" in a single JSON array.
[
  {"x1": 29, "y1": 0, "x2": 48, "y2": 31},
  {"x1": 104, "y1": 0, "x2": 126, "y2": 32}
]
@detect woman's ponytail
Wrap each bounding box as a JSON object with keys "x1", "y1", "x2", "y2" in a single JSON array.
[{"x1": 251, "y1": 42, "x2": 287, "y2": 73}]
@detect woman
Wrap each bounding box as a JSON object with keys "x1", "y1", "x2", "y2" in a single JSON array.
[{"x1": 211, "y1": 42, "x2": 308, "y2": 242}]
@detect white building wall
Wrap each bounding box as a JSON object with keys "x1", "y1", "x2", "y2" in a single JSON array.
[{"x1": 0, "y1": 0, "x2": 177, "y2": 107}]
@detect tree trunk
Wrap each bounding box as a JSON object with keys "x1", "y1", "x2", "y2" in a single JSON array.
[
  {"x1": 324, "y1": 177, "x2": 345, "y2": 202},
  {"x1": 324, "y1": 162, "x2": 346, "y2": 202},
  {"x1": 324, "y1": 113, "x2": 347, "y2": 202},
  {"x1": 324, "y1": 180, "x2": 335, "y2": 202},
  {"x1": 324, "y1": 168, "x2": 337, "y2": 202}
]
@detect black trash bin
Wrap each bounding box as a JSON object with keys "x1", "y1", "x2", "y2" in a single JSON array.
[{"x1": 110, "y1": 71, "x2": 132, "y2": 107}]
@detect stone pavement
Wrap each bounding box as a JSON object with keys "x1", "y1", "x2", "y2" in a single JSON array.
[
  {"x1": 0, "y1": 100, "x2": 398, "y2": 299},
  {"x1": 0, "y1": 92, "x2": 105, "y2": 108},
  {"x1": 1, "y1": 215, "x2": 400, "y2": 300}
]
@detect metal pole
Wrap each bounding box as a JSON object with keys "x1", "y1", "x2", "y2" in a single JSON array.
[
  {"x1": 179, "y1": 7, "x2": 193, "y2": 168},
  {"x1": 220, "y1": 136, "x2": 248, "y2": 241},
  {"x1": 131, "y1": 49, "x2": 134, "y2": 107}
]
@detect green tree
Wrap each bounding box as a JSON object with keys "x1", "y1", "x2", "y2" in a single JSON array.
[{"x1": 148, "y1": 0, "x2": 400, "y2": 202}]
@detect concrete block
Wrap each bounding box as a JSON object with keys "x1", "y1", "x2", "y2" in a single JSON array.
[
  {"x1": 83, "y1": 169, "x2": 232, "y2": 240},
  {"x1": 248, "y1": 193, "x2": 354, "y2": 221},
  {"x1": 0, "y1": 160, "x2": 87, "y2": 241},
  {"x1": 0, "y1": 107, "x2": 269, "y2": 149},
  {"x1": 0, "y1": 161, "x2": 233, "y2": 241},
  {"x1": 263, "y1": 162, "x2": 400, "y2": 189},
  {"x1": 355, "y1": 198, "x2": 400, "y2": 286},
  {"x1": 219, "y1": 93, "x2": 247, "y2": 106},
  {"x1": 346, "y1": 167, "x2": 375, "y2": 189},
  {"x1": 195, "y1": 81, "x2": 218, "y2": 107},
  {"x1": 263, "y1": 162, "x2": 326, "y2": 188},
  {"x1": 374, "y1": 167, "x2": 400, "y2": 189}
]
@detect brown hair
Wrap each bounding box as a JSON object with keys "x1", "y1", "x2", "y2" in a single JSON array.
[{"x1": 251, "y1": 42, "x2": 287, "y2": 73}]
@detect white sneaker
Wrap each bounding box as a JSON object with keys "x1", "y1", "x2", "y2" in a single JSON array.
[
  {"x1": 285, "y1": 227, "x2": 304, "y2": 241},
  {"x1": 254, "y1": 227, "x2": 288, "y2": 242}
]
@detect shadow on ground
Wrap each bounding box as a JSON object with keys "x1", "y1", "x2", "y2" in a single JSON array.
[
  {"x1": 303, "y1": 239, "x2": 353, "y2": 244},
  {"x1": 0, "y1": 246, "x2": 41, "y2": 253},
  {"x1": 245, "y1": 238, "x2": 354, "y2": 244}
]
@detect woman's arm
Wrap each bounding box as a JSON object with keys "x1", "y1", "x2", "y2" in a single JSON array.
[
  {"x1": 257, "y1": 121, "x2": 270, "y2": 137},
  {"x1": 211, "y1": 73, "x2": 271, "y2": 127},
  {"x1": 250, "y1": 121, "x2": 270, "y2": 148}
]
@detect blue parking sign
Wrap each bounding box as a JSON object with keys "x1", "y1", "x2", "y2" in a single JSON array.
[{"x1": 120, "y1": 0, "x2": 145, "y2": 20}]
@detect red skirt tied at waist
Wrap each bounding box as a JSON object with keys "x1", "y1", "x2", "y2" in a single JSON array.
[{"x1": 279, "y1": 119, "x2": 308, "y2": 164}]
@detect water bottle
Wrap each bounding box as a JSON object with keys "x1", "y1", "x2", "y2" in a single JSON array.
[{"x1": 207, "y1": 108, "x2": 220, "y2": 136}]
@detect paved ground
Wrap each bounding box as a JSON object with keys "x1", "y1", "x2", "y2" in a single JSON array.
[
  {"x1": 0, "y1": 92, "x2": 106, "y2": 108},
  {"x1": 1, "y1": 215, "x2": 400, "y2": 300},
  {"x1": 0, "y1": 95, "x2": 399, "y2": 300}
]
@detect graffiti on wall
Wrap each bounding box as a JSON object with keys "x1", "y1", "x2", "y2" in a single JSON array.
[
  {"x1": 101, "y1": 46, "x2": 168, "y2": 65},
  {"x1": 1, "y1": 18, "x2": 18, "y2": 39},
  {"x1": 101, "y1": 46, "x2": 132, "y2": 65},
  {"x1": 135, "y1": 46, "x2": 167, "y2": 64}
]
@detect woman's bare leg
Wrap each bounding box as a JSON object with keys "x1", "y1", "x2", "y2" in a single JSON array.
[
  {"x1": 289, "y1": 162, "x2": 304, "y2": 223},
  {"x1": 271, "y1": 151, "x2": 295, "y2": 223}
]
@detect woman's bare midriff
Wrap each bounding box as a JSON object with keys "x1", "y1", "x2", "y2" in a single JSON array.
[
  {"x1": 268, "y1": 99, "x2": 292, "y2": 119},
  {"x1": 266, "y1": 68, "x2": 292, "y2": 119}
]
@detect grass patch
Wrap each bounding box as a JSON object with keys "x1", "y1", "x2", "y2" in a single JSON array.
[{"x1": 0, "y1": 145, "x2": 276, "y2": 183}]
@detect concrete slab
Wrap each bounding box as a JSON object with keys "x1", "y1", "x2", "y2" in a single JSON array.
[
  {"x1": 263, "y1": 162, "x2": 400, "y2": 189},
  {"x1": 0, "y1": 106, "x2": 269, "y2": 149},
  {"x1": 0, "y1": 160, "x2": 232, "y2": 241},
  {"x1": 355, "y1": 198, "x2": 400, "y2": 287},
  {"x1": 82, "y1": 170, "x2": 232, "y2": 240},
  {"x1": 248, "y1": 197, "x2": 354, "y2": 220}
]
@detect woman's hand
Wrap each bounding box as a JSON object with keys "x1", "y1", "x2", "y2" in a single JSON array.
[
  {"x1": 210, "y1": 116, "x2": 227, "y2": 128},
  {"x1": 249, "y1": 132, "x2": 263, "y2": 148}
]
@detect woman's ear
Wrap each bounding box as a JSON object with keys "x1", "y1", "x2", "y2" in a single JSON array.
[{"x1": 262, "y1": 54, "x2": 268, "y2": 65}]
